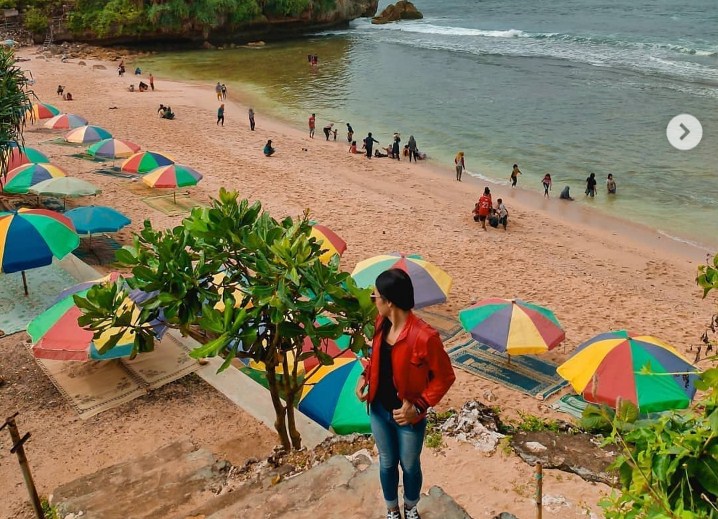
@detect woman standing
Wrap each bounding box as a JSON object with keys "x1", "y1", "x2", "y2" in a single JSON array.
[
  {"x1": 542, "y1": 173, "x2": 552, "y2": 197},
  {"x1": 454, "y1": 152, "x2": 465, "y2": 181},
  {"x1": 356, "y1": 269, "x2": 455, "y2": 519},
  {"x1": 217, "y1": 104, "x2": 225, "y2": 126},
  {"x1": 248, "y1": 107, "x2": 255, "y2": 131},
  {"x1": 407, "y1": 136, "x2": 418, "y2": 163},
  {"x1": 586, "y1": 172, "x2": 598, "y2": 197}
]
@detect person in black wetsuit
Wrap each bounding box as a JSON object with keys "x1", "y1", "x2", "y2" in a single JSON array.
[{"x1": 364, "y1": 132, "x2": 379, "y2": 159}]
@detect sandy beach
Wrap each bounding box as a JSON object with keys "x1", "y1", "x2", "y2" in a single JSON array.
[{"x1": 1, "y1": 48, "x2": 715, "y2": 518}]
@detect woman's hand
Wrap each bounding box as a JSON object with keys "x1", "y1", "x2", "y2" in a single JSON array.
[
  {"x1": 392, "y1": 399, "x2": 419, "y2": 426},
  {"x1": 355, "y1": 375, "x2": 368, "y2": 402}
]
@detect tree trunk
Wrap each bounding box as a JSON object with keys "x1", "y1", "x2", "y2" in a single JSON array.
[
  {"x1": 282, "y1": 353, "x2": 303, "y2": 450},
  {"x1": 265, "y1": 361, "x2": 291, "y2": 451}
]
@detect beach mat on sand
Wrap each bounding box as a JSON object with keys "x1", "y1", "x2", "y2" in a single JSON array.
[
  {"x1": 72, "y1": 235, "x2": 123, "y2": 265},
  {"x1": 414, "y1": 309, "x2": 462, "y2": 342},
  {"x1": 549, "y1": 394, "x2": 589, "y2": 419},
  {"x1": 90, "y1": 166, "x2": 137, "y2": 180},
  {"x1": 141, "y1": 193, "x2": 204, "y2": 216},
  {"x1": 31, "y1": 331, "x2": 200, "y2": 419},
  {"x1": 40, "y1": 137, "x2": 85, "y2": 147},
  {"x1": 0, "y1": 261, "x2": 81, "y2": 337},
  {"x1": 447, "y1": 339, "x2": 568, "y2": 400},
  {"x1": 68, "y1": 152, "x2": 109, "y2": 162}
]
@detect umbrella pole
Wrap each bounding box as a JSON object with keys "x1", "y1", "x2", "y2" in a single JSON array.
[
  {"x1": 535, "y1": 462, "x2": 543, "y2": 519},
  {"x1": 21, "y1": 270, "x2": 28, "y2": 296},
  {"x1": 508, "y1": 353, "x2": 511, "y2": 365},
  {"x1": 173, "y1": 191, "x2": 177, "y2": 204}
]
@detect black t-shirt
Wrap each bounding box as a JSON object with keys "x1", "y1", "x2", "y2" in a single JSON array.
[
  {"x1": 587, "y1": 176, "x2": 597, "y2": 189},
  {"x1": 377, "y1": 322, "x2": 402, "y2": 411}
]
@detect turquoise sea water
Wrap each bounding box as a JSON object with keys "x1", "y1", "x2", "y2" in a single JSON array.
[{"x1": 136, "y1": 0, "x2": 718, "y2": 249}]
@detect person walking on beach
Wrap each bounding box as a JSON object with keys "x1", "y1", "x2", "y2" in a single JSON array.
[
  {"x1": 215, "y1": 82, "x2": 222, "y2": 101},
  {"x1": 542, "y1": 174, "x2": 552, "y2": 197},
  {"x1": 149, "y1": 73, "x2": 154, "y2": 91},
  {"x1": 309, "y1": 113, "x2": 316, "y2": 138},
  {"x1": 248, "y1": 107, "x2": 256, "y2": 131},
  {"x1": 606, "y1": 173, "x2": 617, "y2": 194},
  {"x1": 510, "y1": 164, "x2": 522, "y2": 187},
  {"x1": 364, "y1": 132, "x2": 379, "y2": 159},
  {"x1": 407, "y1": 136, "x2": 418, "y2": 163},
  {"x1": 347, "y1": 123, "x2": 354, "y2": 143},
  {"x1": 392, "y1": 134, "x2": 401, "y2": 161},
  {"x1": 323, "y1": 123, "x2": 334, "y2": 141},
  {"x1": 221, "y1": 84, "x2": 227, "y2": 100},
  {"x1": 355, "y1": 269, "x2": 455, "y2": 519},
  {"x1": 454, "y1": 152, "x2": 465, "y2": 181},
  {"x1": 586, "y1": 172, "x2": 597, "y2": 197},
  {"x1": 217, "y1": 104, "x2": 225, "y2": 126}
]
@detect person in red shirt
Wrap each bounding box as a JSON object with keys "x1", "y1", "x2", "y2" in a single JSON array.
[
  {"x1": 308, "y1": 113, "x2": 316, "y2": 138},
  {"x1": 356, "y1": 269, "x2": 455, "y2": 519},
  {"x1": 476, "y1": 186, "x2": 492, "y2": 231}
]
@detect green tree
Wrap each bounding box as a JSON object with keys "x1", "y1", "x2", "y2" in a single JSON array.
[
  {"x1": 76, "y1": 189, "x2": 376, "y2": 450},
  {"x1": 0, "y1": 48, "x2": 35, "y2": 180},
  {"x1": 598, "y1": 252, "x2": 718, "y2": 518}
]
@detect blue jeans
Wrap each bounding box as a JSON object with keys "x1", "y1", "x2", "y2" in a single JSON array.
[{"x1": 370, "y1": 402, "x2": 427, "y2": 509}]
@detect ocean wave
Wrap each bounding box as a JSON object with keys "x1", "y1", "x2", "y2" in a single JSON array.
[{"x1": 350, "y1": 20, "x2": 718, "y2": 58}]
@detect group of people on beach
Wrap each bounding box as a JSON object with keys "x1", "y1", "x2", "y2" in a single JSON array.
[
  {"x1": 472, "y1": 186, "x2": 509, "y2": 231},
  {"x1": 56, "y1": 84, "x2": 73, "y2": 101},
  {"x1": 555, "y1": 172, "x2": 617, "y2": 200}
]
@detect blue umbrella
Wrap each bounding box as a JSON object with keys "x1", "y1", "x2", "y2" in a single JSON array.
[{"x1": 64, "y1": 206, "x2": 131, "y2": 234}]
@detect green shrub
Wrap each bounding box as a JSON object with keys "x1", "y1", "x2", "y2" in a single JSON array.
[{"x1": 23, "y1": 6, "x2": 49, "y2": 34}]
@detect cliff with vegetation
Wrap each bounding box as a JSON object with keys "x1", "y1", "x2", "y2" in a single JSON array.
[{"x1": 1, "y1": 0, "x2": 379, "y2": 46}]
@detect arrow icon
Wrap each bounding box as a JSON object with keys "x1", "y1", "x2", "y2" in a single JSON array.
[{"x1": 679, "y1": 123, "x2": 690, "y2": 141}]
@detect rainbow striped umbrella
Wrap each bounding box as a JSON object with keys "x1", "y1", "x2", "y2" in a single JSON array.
[
  {"x1": 142, "y1": 164, "x2": 202, "y2": 188},
  {"x1": 298, "y1": 358, "x2": 370, "y2": 434},
  {"x1": 459, "y1": 298, "x2": 565, "y2": 355},
  {"x1": 310, "y1": 224, "x2": 347, "y2": 265},
  {"x1": 351, "y1": 253, "x2": 452, "y2": 309},
  {"x1": 65, "y1": 125, "x2": 112, "y2": 144},
  {"x1": 121, "y1": 151, "x2": 175, "y2": 174},
  {"x1": 557, "y1": 331, "x2": 698, "y2": 413},
  {"x1": 28, "y1": 273, "x2": 167, "y2": 361},
  {"x1": 87, "y1": 138, "x2": 141, "y2": 159},
  {"x1": 44, "y1": 113, "x2": 88, "y2": 130},
  {"x1": 5, "y1": 147, "x2": 50, "y2": 172},
  {"x1": 3, "y1": 163, "x2": 67, "y2": 194},
  {"x1": 28, "y1": 103, "x2": 61, "y2": 120},
  {"x1": 0, "y1": 209, "x2": 79, "y2": 294}
]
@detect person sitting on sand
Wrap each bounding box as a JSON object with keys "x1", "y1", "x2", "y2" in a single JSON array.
[
  {"x1": 382, "y1": 145, "x2": 394, "y2": 158},
  {"x1": 56, "y1": 85, "x2": 64, "y2": 96},
  {"x1": 158, "y1": 104, "x2": 166, "y2": 115},
  {"x1": 63, "y1": 92, "x2": 73, "y2": 101},
  {"x1": 160, "y1": 106, "x2": 175, "y2": 120},
  {"x1": 349, "y1": 141, "x2": 360, "y2": 154},
  {"x1": 138, "y1": 81, "x2": 148, "y2": 92},
  {"x1": 559, "y1": 186, "x2": 574, "y2": 200},
  {"x1": 374, "y1": 149, "x2": 388, "y2": 158},
  {"x1": 129, "y1": 84, "x2": 135, "y2": 92},
  {"x1": 135, "y1": 67, "x2": 142, "y2": 75},
  {"x1": 264, "y1": 139, "x2": 275, "y2": 157}
]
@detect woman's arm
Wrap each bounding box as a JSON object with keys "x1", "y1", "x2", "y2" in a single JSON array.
[{"x1": 415, "y1": 334, "x2": 455, "y2": 412}]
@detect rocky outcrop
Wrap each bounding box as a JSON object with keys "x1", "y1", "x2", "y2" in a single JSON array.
[
  {"x1": 372, "y1": 0, "x2": 423, "y2": 25},
  {"x1": 46, "y1": 0, "x2": 379, "y2": 47}
]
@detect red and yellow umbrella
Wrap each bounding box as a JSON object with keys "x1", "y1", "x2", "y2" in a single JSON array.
[
  {"x1": 44, "y1": 113, "x2": 88, "y2": 130},
  {"x1": 310, "y1": 224, "x2": 347, "y2": 265},
  {"x1": 28, "y1": 102, "x2": 60, "y2": 120}
]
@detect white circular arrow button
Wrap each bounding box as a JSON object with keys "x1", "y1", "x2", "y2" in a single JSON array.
[{"x1": 666, "y1": 114, "x2": 702, "y2": 151}]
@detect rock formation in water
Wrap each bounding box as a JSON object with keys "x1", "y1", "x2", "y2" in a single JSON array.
[{"x1": 371, "y1": 1, "x2": 423, "y2": 25}]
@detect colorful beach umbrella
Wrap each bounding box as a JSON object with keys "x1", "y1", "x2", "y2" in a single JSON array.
[
  {"x1": 87, "y1": 138, "x2": 141, "y2": 159},
  {"x1": 121, "y1": 151, "x2": 175, "y2": 174},
  {"x1": 64, "y1": 206, "x2": 130, "y2": 235},
  {"x1": 142, "y1": 164, "x2": 203, "y2": 188},
  {"x1": 351, "y1": 253, "x2": 452, "y2": 309},
  {"x1": 458, "y1": 298, "x2": 565, "y2": 356},
  {"x1": 557, "y1": 331, "x2": 698, "y2": 413},
  {"x1": 143, "y1": 164, "x2": 203, "y2": 203},
  {"x1": 28, "y1": 103, "x2": 60, "y2": 120},
  {"x1": 4, "y1": 147, "x2": 50, "y2": 173},
  {"x1": 65, "y1": 125, "x2": 112, "y2": 144},
  {"x1": 44, "y1": 113, "x2": 88, "y2": 130},
  {"x1": 310, "y1": 224, "x2": 347, "y2": 265},
  {"x1": 28, "y1": 273, "x2": 167, "y2": 361},
  {"x1": 298, "y1": 358, "x2": 370, "y2": 434},
  {"x1": 0, "y1": 208, "x2": 79, "y2": 294},
  {"x1": 3, "y1": 163, "x2": 67, "y2": 194}
]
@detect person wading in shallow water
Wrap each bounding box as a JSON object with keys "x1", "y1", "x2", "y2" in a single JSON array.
[{"x1": 356, "y1": 269, "x2": 456, "y2": 519}]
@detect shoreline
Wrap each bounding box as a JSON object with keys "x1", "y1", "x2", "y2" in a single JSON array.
[{"x1": 134, "y1": 53, "x2": 715, "y2": 260}]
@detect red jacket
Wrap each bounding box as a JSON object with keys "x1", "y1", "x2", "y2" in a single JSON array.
[{"x1": 365, "y1": 312, "x2": 456, "y2": 423}]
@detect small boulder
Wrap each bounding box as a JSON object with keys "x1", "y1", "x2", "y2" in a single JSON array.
[
  {"x1": 372, "y1": 0, "x2": 423, "y2": 24},
  {"x1": 77, "y1": 61, "x2": 86, "y2": 66}
]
